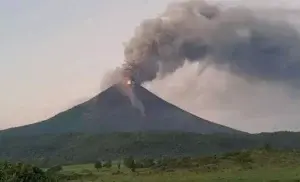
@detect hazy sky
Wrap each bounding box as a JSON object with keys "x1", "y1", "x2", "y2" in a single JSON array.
[{"x1": 1, "y1": 0, "x2": 300, "y2": 131}]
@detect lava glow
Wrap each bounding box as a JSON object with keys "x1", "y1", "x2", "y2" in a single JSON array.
[
  {"x1": 122, "y1": 77, "x2": 133, "y2": 87},
  {"x1": 126, "y1": 80, "x2": 132, "y2": 85}
]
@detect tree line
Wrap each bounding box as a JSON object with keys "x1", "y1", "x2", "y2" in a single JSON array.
[
  {"x1": 2, "y1": 144, "x2": 298, "y2": 182},
  {"x1": 92, "y1": 144, "x2": 278, "y2": 172},
  {"x1": 1, "y1": 131, "x2": 300, "y2": 167}
]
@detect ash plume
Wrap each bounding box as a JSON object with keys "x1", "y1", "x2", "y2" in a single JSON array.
[
  {"x1": 121, "y1": 0, "x2": 300, "y2": 84},
  {"x1": 101, "y1": 0, "x2": 300, "y2": 132},
  {"x1": 126, "y1": 87, "x2": 145, "y2": 116}
]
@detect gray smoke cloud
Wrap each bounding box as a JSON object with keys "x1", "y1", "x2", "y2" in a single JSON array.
[
  {"x1": 122, "y1": 0, "x2": 300, "y2": 85},
  {"x1": 101, "y1": 0, "x2": 300, "y2": 132},
  {"x1": 145, "y1": 62, "x2": 300, "y2": 133},
  {"x1": 127, "y1": 87, "x2": 145, "y2": 116}
]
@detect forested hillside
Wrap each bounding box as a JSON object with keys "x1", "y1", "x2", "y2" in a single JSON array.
[{"x1": 0, "y1": 131, "x2": 299, "y2": 167}]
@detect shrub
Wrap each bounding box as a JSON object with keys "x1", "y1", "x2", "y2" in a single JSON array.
[
  {"x1": 46, "y1": 165, "x2": 62, "y2": 174},
  {"x1": 0, "y1": 161, "x2": 55, "y2": 182},
  {"x1": 94, "y1": 161, "x2": 102, "y2": 171},
  {"x1": 124, "y1": 156, "x2": 136, "y2": 172},
  {"x1": 141, "y1": 158, "x2": 155, "y2": 168},
  {"x1": 176, "y1": 157, "x2": 194, "y2": 168},
  {"x1": 234, "y1": 151, "x2": 253, "y2": 164},
  {"x1": 103, "y1": 160, "x2": 112, "y2": 168},
  {"x1": 198, "y1": 155, "x2": 220, "y2": 165},
  {"x1": 221, "y1": 151, "x2": 242, "y2": 159}
]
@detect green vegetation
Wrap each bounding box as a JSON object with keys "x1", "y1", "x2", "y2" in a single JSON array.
[
  {"x1": 124, "y1": 156, "x2": 136, "y2": 172},
  {"x1": 94, "y1": 161, "x2": 102, "y2": 171},
  {"x1": 64, "y1": 148, "x2": 300, "y2": 181},
  {"x1": 102, "y1": 160, "x2": 112, "y2": 168},
  {"x1": 0, "y1": 161, "x2": 55, "y2": 182},
  {"x1": 3, "y1": 148, "x2": 300, "y2": 181},
  {"x1": 30, "y1": 149, "x2": 300, "y2": 181},
  {"x1": 46, "y1": 165, "x2": 62, "y2": 174},
  {"x1": 0, "y1": 131, "x2": 300, "y2": 167}
]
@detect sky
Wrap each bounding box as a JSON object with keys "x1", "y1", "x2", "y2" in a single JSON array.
[{"x1": 1, "y1": 0, "x2": 300, "y2": 132}]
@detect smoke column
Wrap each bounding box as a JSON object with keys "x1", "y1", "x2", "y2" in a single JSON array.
[
  {"x1": 122, "y1": 0, "x2": 300, "y2": 84},
  {"x1": 102, "y1": 0, "x2": 300, "y2": 132},
  {"x1": 127, "y1": 86, "x2": 145, "y2": 116}
]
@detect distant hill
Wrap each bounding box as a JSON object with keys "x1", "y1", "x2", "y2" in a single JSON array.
[
  {"x1": 0, "y1": 131, "x2": 299, "y2": 167},
  {"x1": 0, "y1": 84, "x2": 243, "y2": 136}
]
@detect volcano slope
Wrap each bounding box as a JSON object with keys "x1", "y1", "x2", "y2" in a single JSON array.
[{"x1": 1, "y1": 85, "x2": 243, "y2": 136}]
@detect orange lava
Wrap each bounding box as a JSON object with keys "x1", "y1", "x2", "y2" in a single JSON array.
[{"x1": 122, "y1": 77, "x2": 133, "y2": 88}]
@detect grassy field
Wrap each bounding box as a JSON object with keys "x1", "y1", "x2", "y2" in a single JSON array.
[
  {"x1": 58, "y1": 149, "x2": 300, "y2": 182},
  {"x1": 61, "y1": 167, "x2": 300, "y2": 182}
]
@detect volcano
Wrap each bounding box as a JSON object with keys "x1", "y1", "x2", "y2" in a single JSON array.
[{"x1": 1, "y1": 85, "x2": 243, "y2": 136}]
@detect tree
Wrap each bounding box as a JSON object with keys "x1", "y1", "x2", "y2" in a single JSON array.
[
  {"x1": 94, "y1": 161, "x2": 102, "y2": 171},
  {"x1": 124, "y1": 156, "x2": 133, "y2": 168},
  {"x1": 124, "y1": 156, "x2": 136, "y2": 172},
  {"x1": 131, "y1": 161, "x2": 136, "y2": 172},
  {"x1": 117, "y1": 161, "x2": 121, "y2": 172}
]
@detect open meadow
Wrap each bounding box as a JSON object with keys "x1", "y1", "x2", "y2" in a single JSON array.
[
  {"x1": 61, "y1": 165, "x2": 300, "y2": 182},
  {"x1": 56, "y1": 149, "x2": 300, "y2": 182}
]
